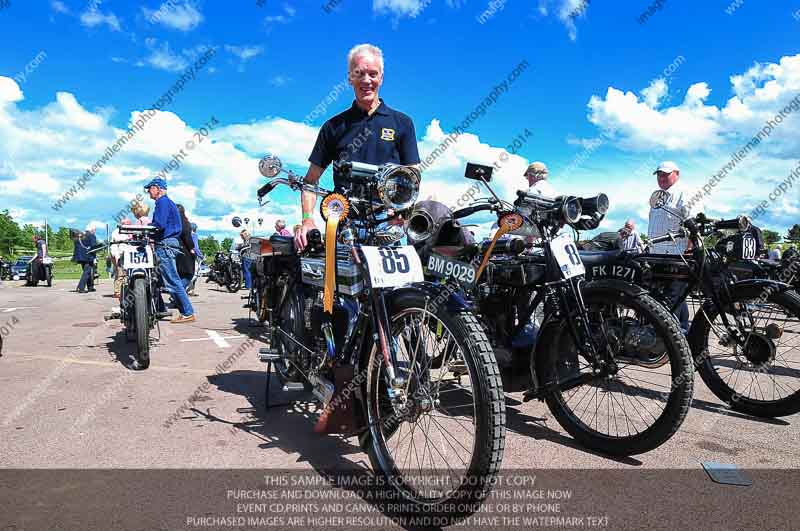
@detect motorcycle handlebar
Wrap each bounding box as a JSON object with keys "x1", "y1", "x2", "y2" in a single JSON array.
[
  {"x1": 649, "y1": 229, "x2": 688, "y2": 245},
  {"x1": 453, "y1": 203, "x2": 494, "y2": 219}
]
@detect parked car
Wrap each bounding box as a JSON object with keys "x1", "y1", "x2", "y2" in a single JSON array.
[
  {"x1": 198, "y1": 263, "x2": 210, "y2": 277},
  {"x1": 10, "y1": 256, "x2": 34, "y2": 280}
]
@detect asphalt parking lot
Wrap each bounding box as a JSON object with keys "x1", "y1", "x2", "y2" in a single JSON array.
[{"x1": 1, "y1": 278, "x2": 799, "y2": 529}]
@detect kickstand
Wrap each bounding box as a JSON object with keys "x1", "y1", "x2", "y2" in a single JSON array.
[{"x1": 264, "y1": 360, "x2": 297, "y2": 409}]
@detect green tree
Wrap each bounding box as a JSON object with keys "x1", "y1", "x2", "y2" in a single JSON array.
[
  {"x1": 221, "y1": 237, "x2": 233, "y2": 252},
  {"x1": 787, "y1": 224, "x2": 800, "y2": 242},
  {"x1": 0, "y1": 209, "x2": 22, "y2": 255},
  {"x1": 762, "y1": 229, "x2": 781, "y2": 246},
  {"x1": 198, "y1": 235, "x2": 220, "y2": 258}
]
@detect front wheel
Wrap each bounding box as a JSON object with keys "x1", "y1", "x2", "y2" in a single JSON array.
[
  {"x1": 227, "y1": 265, "x2": 241, "y2": 293},
  {"x1": 690, "y1": 289, "x2": 800, "y2": 417},
  {"x1": 536, "y1": 288, "x2": 694, "y2": 455},
  {"x1": 46, "y1": 266, "x2": 52, "y2": 287},
  {"x1": 365, "y1": 290, "x2": 505, "y2": 523},
  {"x1": 132, "y1": 277, "x2": 151, "y2": 370}
]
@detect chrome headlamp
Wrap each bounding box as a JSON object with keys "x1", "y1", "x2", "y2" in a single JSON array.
[
  {"x1": 375, "y1": 164, "x2": 421, "y2": 211},
  {"x1": 561, "y1": 196, "x2": 583, "y2": 225}
]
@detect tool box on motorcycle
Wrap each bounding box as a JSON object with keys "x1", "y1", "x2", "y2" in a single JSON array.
[
  {"x1": 490, "y1": 256, "x2": 546, "y2": 287},
  {"x1": 636, "y1": 254, "x2": 693, "y2": 281},
  {"x1": 300, "y1": 249, "x2": 364, "y2": 295}
]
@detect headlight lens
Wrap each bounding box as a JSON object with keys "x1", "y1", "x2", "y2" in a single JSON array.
[
  {"x1": 377, "y1": 164, "x2": 421, "y2": 211},
  {"x1": 562, "y1": 197, "x2": 582, "y2": 224}
]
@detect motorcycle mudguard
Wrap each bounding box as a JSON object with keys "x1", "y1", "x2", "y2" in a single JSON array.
[
  {"x1": 531, "y1": 278, "x2": 648, "y2": 394},
  {"x1": 726, "y1": 278, "x2": 793, "y2": 299},
  {"x1": 385, "y1": 281, "x2": 471, "y2": 314}
]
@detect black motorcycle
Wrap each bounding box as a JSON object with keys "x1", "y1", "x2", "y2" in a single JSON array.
[
  {"x1": 116, "y1": 225, "x2": 161, "y2": 370},
  {"x1": 207, "y1": 250, "x2": 242, "y2": 293},
  {"x1": 408, "y1": 163, "x2": 694, "y2": 456},
  {"x1": 252, "y1": 155, "x2": 505, "y2": 522},
  {"x1": 25, "y1": 256, "x2": 53, "y2": 287},
  {"x1": 0, "y1": 258, "x2": 13, "y2": 281},
  {"x1": 583, "y1": 191, "x2": 800, "y2": 418}
]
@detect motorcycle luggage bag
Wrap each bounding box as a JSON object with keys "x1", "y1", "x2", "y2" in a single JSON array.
[{"x1": 248, "y1": 235, "x2": 296, "y2": 258}]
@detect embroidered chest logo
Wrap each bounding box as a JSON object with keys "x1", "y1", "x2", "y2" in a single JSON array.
[{"x1": 380, "y1": 128, "x2": 396, "y2": 141}]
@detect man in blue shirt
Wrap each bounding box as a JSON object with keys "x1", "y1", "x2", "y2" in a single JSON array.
[
  {"x1": 295, "y1": 43, "x2": 421, "y2": 251},
  {"x1": 73, "y1": 227, "x2": 97, "y2": 293},
  {"x1": 145, "y1": 177, "x2": 195, "y2": 323}
]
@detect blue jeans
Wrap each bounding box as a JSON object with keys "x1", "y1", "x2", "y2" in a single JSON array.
[
  {"x1": 155, "y1": 238, "x2": 194, "y2": 317},
  {"x1": 669, "y1": 281, "x2": 690, "y2": 334},
  {"x1": 77, "y1": 262, "x2": 94, "y2": 291},
  {"x1": 242, "y1": 257, "x2": 253, "y2": 290}
]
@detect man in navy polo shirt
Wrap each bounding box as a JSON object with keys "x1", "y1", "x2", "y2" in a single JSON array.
[
  {"x1": 295, "y1": 43, "x2": 421, "y2": 251},
  {"x1": 145, "y1": 177, "x2": 195, "y2": 323}
]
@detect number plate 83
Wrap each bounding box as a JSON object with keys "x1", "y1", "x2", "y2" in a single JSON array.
[{"x1": 550, "y1": 234, "x2": 585, "y2": 279}]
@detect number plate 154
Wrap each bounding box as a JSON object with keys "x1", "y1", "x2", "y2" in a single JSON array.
[{"x1": 425, "y1": 253, "x2": 477, "y2": 288}]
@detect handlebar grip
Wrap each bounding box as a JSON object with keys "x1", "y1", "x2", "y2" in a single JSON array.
[
  {"x1": 714, "y1": 218, "x2": 743, "y2": 230},
  {"x1": 453, "y1": 204, "x2": 492, "y2": 219},
  {"x1": 257, "y1": 181, "x2": 277, "y2": 198}
]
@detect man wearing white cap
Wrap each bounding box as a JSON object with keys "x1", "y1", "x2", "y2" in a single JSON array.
[
  {"x1": 647, "y1": 161, "x2": 704, "y2": 254},
  {"x1": 647, "y1": 161, "x2": 703, "y2": 333}
]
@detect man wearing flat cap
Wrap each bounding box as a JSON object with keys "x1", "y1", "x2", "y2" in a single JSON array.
[
  {"x1": 144, "y1": 177, "x2": 195, "y2": 323},
  {"x1": 524, "y1": 161, "x2": 557, "y2": 198}
]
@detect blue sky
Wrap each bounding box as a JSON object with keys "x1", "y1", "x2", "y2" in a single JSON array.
[{"x1": 0, "y1": 0, "x2": 798, "y2": 241}]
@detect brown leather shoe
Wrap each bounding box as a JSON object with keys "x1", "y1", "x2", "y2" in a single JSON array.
[{"x1": 171, "y1": 314, "x2": 196, "y2": 324}]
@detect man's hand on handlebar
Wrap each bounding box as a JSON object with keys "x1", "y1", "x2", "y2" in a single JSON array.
[{"x1": 295, "y1": 218, "x2": 316, "y2": 251}]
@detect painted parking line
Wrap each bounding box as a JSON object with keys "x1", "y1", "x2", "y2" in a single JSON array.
[
  {"x1": 180, "y1": 330, "x2": 246, "y2": 348},
  {"x1": 0, "y1": 307, "x2": 38, "y2": 313}
]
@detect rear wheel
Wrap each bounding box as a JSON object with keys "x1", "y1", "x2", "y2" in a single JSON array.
[
  {"x1": 365, "y1": 290, "x2": 505, "y2": 524},
  {"x1": 537, "y1": 289, "x2": 693, "y2": 455},
  {"x1": 691, "y1": 289, "x2": 800, "y2": 417},
  {"x1": 133, "y1": 277, "x2": 150, "y2": 370}
]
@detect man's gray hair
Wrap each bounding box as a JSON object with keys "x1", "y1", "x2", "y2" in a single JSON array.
[{"x1": 347, "y1": 43, "x2": 384, "y2": 73}]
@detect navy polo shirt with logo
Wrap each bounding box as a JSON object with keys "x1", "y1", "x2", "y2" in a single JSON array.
[{"x1": 309, "y1": 99, "x2": 420, "y2": 189}]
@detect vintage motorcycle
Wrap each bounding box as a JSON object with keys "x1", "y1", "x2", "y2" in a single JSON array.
[
  {"x1": 582, "y1": 191, "x2": 800, "y2": 418},
  {"x1": 25, "y1": 256, "x2": 53, "y2": 287},
  {"x1": 116, "y1": 224, "x2": 161, "y2": 370},
  {"x1": 207, "y1": 250, "x2": 242, "y2": 293},
  {"x1": 251, "y1": 155, "x2": 505, "y2": 521},
  {"x1": 408, "y1": 163, "x2": 694, "y2": 456}
]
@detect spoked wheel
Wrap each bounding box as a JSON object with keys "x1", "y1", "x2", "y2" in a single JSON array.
[
  {"x1": 132, "y1": 277, "x2": 150, "y2": 370},
  {"x1": 272, "y1": 279, "x2": 305, "y2": 385},
  {"x1": 536, "y1": 289, "x2": 693, "y2": 455},
  {"x1": 365, "y1": 291, "x2": 505, "y2": 523},
  {"x1": 690, "y1": 290, "x2": 800, "y2": 417}
]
